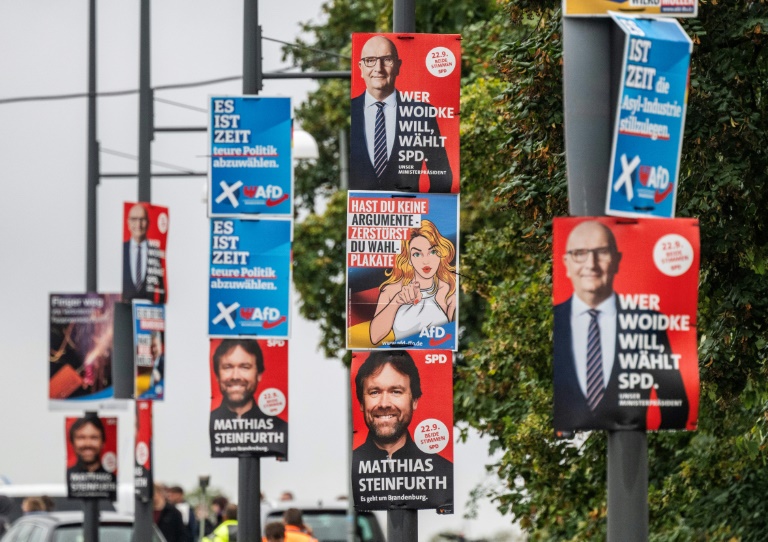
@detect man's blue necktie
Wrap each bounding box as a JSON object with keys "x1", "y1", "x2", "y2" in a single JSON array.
[
  {"x1": 586, "y1": 309, "x2": 605, "y2": 410},
  {"x1": 373, "y1": 102, "x2": 388, "y2": 178}
]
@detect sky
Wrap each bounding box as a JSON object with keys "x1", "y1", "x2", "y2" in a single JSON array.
[{"x1": 0, "y1": 1, "x2": 518, "y2": 539}]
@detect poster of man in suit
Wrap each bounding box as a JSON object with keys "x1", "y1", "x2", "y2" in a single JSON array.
[
  {"x1": 552, "y1": 217, "x2": 699, "y2": 434},
  {"x1": 122, "y1": 202, "x2": 169, "y2": 304},
  {"x1": 350, "y1": 33, "x2": 460, "y2": 193}
]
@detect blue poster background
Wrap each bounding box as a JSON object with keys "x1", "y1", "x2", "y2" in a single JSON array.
[
  {"x1": 606, "y1": 15, "x2": 691, "y2": 219},
  {"x1": 208, "y1": 219, "x2": 291, "y2": 338},
  {"x1": 132, "y1": 301, "x2": 165, "y2": 400},
  {"x1": 346, "y1": 191, "x2": 460, "y2": 351},
  {"x1": 209, "y1": 96, "x2": 293, "y2": 217}
]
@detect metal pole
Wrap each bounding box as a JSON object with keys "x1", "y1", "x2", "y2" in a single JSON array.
[
  {"x1": 86, "y1": 0, "x2": 98, "y2": 294},
  {"x1": 133, "y1": 1, "x2": 154, "y2": 540},
  {"x1": 239, "y1": 2, "x2": 263, "y2": 541},
  {"x1": 388, "y1": 2, "x2": 417, "y2": 538},
  {"x1": 238, "y1": 458, "x2": 261, "y2": 542},
  {"x1": 607, "y1": 432, "x2": 648, "y2": 541}
]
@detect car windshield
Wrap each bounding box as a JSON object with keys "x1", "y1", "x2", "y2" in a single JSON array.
[{"x1": 53, "y1": 525, "x2": 162, "y2": 542}]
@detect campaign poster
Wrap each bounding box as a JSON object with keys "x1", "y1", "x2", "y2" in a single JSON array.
[
  {"x1": 209, "y1": 96, "x2": 293, "y2": 217},
  {"x1": 132, "y1": 301, "x2": 165, "y2": 400},
  {"x1": 346, "y1": 191, "x2": 459, "y2": 351},
  {"x1": 563, "y1": 0, "x2": 697, "y2": 17},
  {"x1": 66, "y1": 415, "x2": 118, "y2": 500},
  {"x1": 350, "y1": 33, "x2": 461, "y2": 194},
  {"x1": 351, "y1": 350, "x2": 454, "y2": 513},
  {"x1": 122, "y1": 202, "x2": 169, "y2": 304},
  {"x1": 208, "y1": 218, "x2": 291, "y2": 338},
  {"x1": 606, "y1": 15, "x2": 692, "y2": 219},
  {"x1": 552, "y1": 217, "x2": 699, "y2": 435},
  {"x1": 49, "y1": 293, "x2": 120, "y2": 407},
  {"x1": 209, "y1": 338, "x2": 288, "y2": 459},
  {"x1": 134, "y1": 400, "x2": 153, "y2": 501}
]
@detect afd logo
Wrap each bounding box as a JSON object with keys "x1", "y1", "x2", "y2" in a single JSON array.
[
  {"x1": 242, "y1": 185, "x2": 289, "y2": 207},
  {"x1": 419, "y1": 326, "x2": 452, "y2": 347},
  {"x1": 638, "y1": 164, "x2": 673, "y2": 204},
  {"x1": 239, "y1": 306, "x2": 286, "y2": 329}
]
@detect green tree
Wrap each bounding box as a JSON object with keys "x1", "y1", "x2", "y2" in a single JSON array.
[{"x1": 289, "y1": 0, "x2": 768, "y2": 540}]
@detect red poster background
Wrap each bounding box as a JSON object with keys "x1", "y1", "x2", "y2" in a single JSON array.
[
  {"x1": 552, "y1": 217, "x2": 700, "y2": 430},
  {"x1": 209, "y1": 339, "x2": 289, "y2": 424},
  {"x1": 122, "y1": 201, "x2": 169, "y2": 304},
  {"x1": 136, "y1": 400, "x2": 152, "y2": 469},
  {"x1": 351, "y1": 350, "x2": 454, "y2": 462},
  {"x1": 65, "y1": 416, "x2": 118, "y2": 473},
  {"x1": 351, "y1": 33, "x2": 461, "y2": 193}
]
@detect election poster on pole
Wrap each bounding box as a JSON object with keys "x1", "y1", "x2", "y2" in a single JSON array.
[
  {"x1": 209, "y1": 338, "x2": 288, "y2": 459},
  {"x1": 552, "y1": 217, "x2": 699, "y2": 435},
  {"x1": 49, "y1": 293, "x2": 121, "y2": 409},
  {"x1": 66, "y1": 415, "x2": 118, "y2": 500},
  {"x1": 122, "y1": 202, "x2": 169, "y2": 304},
  {"x1": 606, "y1": 14, "x2": 692, "y2": 219},
  {"x1": 350, "y1": 33, "x2": 461, "y2": 194},
  {"x1": 351, "y1": 350, "x2": 453, "y2": 513},
  {"x1": 563, "y1": 0, "x2": 697, "y2": 17},
  {"x1": 208, "y1": 218, "x2": 292, "y2": 338},
  {"x1": 132, "y1": 301, "x2": 165, "y2": 400},
  {"x1": 134, "y1": 400, "x2": 153, "y2": 501},
  {"x1": 346, "y1": 191, "x2": 459, "y2": 351},
  {"x1": 209, "y1": 96, "x2": 293, "y2": 217}
]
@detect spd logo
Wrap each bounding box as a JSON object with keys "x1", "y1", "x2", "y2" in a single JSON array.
[
  {"x1": 239, "y1": 306, "x2": 286, "y2": 329},
  {"x1": 242, "y1": 185, "x2": 289, "y2": 207}
]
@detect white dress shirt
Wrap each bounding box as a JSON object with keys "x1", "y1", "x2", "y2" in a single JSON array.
[
  {"x1": 570, "y1": 293, "x2": 617, "y2": 397},
  {"x1": 129, "y1": 239, "x2": 148, "y2": 287},
  {"x1": 363, "y1": 91, "x2": 397, "y2": 165}
]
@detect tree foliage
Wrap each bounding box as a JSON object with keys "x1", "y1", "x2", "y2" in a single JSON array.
[{"x1": 289, "y1": 0, "x2": 768, "y2": 539}]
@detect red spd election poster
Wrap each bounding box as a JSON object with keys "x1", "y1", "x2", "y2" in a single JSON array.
[
  {"x1": 66, "y1": 415, "x2": 118, "y2": 500},
  {"x1": 351, "y1": 350, "x2": 454, "y2": 513},
  {"x1": 209, "y1": 339, "x2": 288, "y2": 459},
  {"x1": 135, "y1": 400, "x2": 152, "y2": 501},
  {"x1": 122, "y1": 202, "x2": 169, "y2": 304},
  {"x1": 350, "y1": 33, "x2": 461, "y2": 193},
  {"x1": 552, "y1": 217, "x2": 699, "y2": 434}
]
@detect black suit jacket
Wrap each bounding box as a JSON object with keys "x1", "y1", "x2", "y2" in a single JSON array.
[
  {"x1": 350, "y1": 92, "x2": 453, "y2": 192},
  {"x1": 123, "y1": 240, "x2": 166, "y2": 303},
  {"x1": 553, "y1": 296, "x2": 689, "y2": 432}
]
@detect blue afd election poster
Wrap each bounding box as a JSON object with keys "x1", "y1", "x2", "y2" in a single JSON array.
[
  {"x1": 209, "y1": 96, "x2": 293, "y2": 217},
  {"x1": 208, "y1": 218, "x2": 291, "y2": 338},
  {"x1": 132, "y1": 301, "x2": 165, "y2": 401},
  {"x1": 346, "y1": 191, "x2": 459, "y2": 351},
  {"x1": 606, "y1": 15, "x2": 692, "y2": 219}
]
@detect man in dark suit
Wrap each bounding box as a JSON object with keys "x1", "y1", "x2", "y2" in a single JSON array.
[
  {"x1": 350, "y1": 35, "x2": 452, "y2": 192},
  {"x1": 553, "y1": 221, "x2": 689, "y2": 433},
  {"x1": 123, "y1": 203, "x2": 150, "y2": 301}
]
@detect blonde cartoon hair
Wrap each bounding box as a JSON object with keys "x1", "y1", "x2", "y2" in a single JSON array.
[{"x1": 380, "y1": 220, "x2": 456, "y2": 298}]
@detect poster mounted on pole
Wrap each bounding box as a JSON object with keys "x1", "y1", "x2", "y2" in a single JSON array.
[
  {"x1": 209, "y1": 96, "x2": 293, "y2": 217},
  {"x1": 49, "y1": 293, "x2": 120, "y2": 409},
  {"x1": 66, "y1": 415, "x2": 118, "y2": 500},
  {"x1": 122, "y1": 202, "x2": 169, "y2": 304},
  {"x1": 132, "y1": 301, "x2": 165, "y2": 400},
  {"x1": 350, "y1": 33, "x2": 461, "y2": 194},
  {"x1": 134, "y1": 400, "x2": 153, "y2": 501},
  {"x1": 208, "y1": 218, "x2": 292, "y2": 338},
  {"x1": 552, "y1": 217, "x2": 700, "y2": 435},
  {"x1": 209, "y1": 338, "x2": 288, "y2": 459},
  {"x1": 346, "y1": 191, "x2": 459, "y2": 351},
  {"x1": 351, "y1": 350, "x2": 453, "y2": 513},
  {"x1": 563, "y1": 0, "x2": 698, "y2": 17},
  {"x1": 606, "y1": 14, "x2": 692, "y2": 219}
]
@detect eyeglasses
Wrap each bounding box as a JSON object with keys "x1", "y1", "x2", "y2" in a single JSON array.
[
  {"x1": 360, "y1": 55, "x2": 396, "y2": 67},
  {"x1": 128, "y1": 217, "x2": 148, "y2": 223},
  {"x1": 566, "y1": 247, "x2": 614, "y2": 263}
]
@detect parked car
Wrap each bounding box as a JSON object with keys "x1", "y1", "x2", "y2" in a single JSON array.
[
  {"x1": 0, "y1": 484, "x2": 134, "y2": 524},
  {"x1": 262, "y1": 500, "x2": 385, "y2": 542},
  {"x1": 0, "y1": 511, "x2": 166, "y2": 542}
]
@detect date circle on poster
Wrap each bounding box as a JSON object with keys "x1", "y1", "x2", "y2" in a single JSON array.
[
  {"x1": 425, "y1": 47, "x2": 456, "y2": 78},
  {"x1": 102, "y1": 452, "x2": 117, "y2": 473},
  {"x1": 258, "y1": 387, "x2": 286, "y2": 416},
  {"x1": 414, "y1": 418, "x2": 449, "y2": 454},
  {"x1": 135, "y1": 442, "x2": 149, "y2": 467},
  {"x1": 157, "y1": 212, "x2": 169, "y2": 234},
  {"x1": 653, "y1": 234, "x2": 694, "y2": 277}
]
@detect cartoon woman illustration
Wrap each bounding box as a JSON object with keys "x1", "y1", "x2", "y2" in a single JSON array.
[{"x1": 369, "y1": 220, "x2": 457, "y2": 345}]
